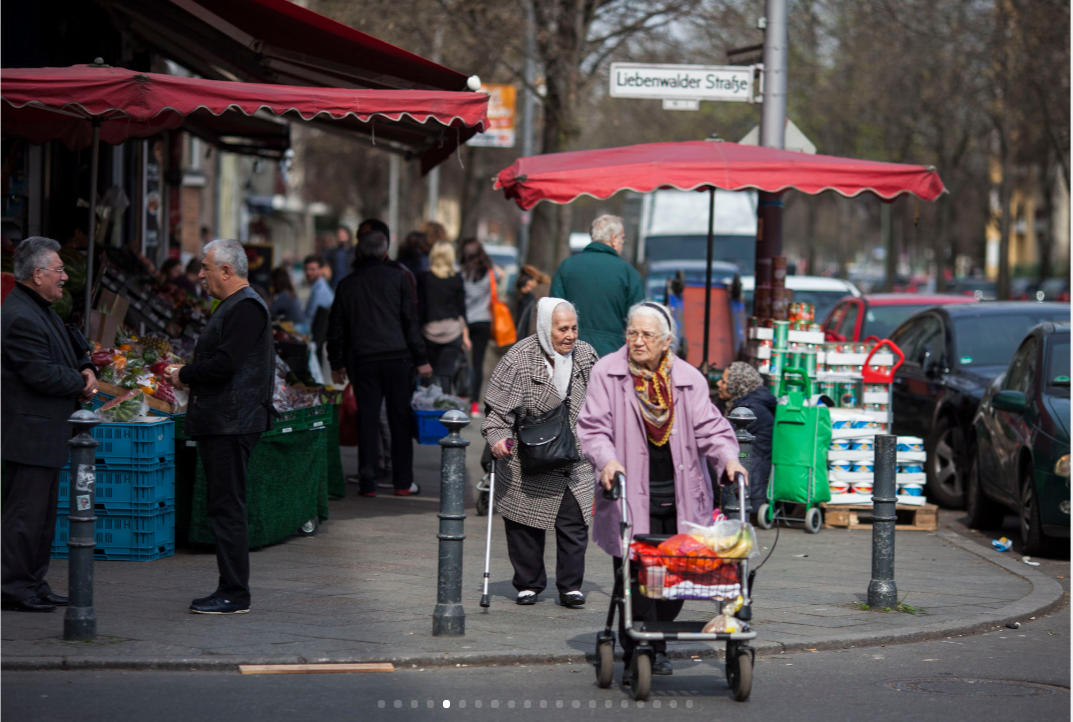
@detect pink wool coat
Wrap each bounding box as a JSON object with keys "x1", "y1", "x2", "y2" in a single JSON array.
[{"x1": 576, "y1": 347, "x2": 741, "y2": 558}]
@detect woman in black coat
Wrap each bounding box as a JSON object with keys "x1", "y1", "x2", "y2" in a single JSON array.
[
  {"x1": 717, "y1": 362, "x2": 776, "y2": 511},
  {"x1": 417, "y1": 241, "x2": 470, "y2": 393}
]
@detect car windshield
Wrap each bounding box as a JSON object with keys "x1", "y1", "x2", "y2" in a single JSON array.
[
  {"x1": 864, "y1": 304, "x2": 934, "y2": 340},
  {"x1": 955, "y1": 312, "x2": 1071, "y2": 367},
  {"x1": 1048, "y1": 336, "x2": 1071, "y2": 388}
]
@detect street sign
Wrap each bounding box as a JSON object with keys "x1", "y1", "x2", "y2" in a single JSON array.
[
  {"x1": 662, "y1": 98, "x2": 700, "y2": 111},
  {"x1": 609, "y1": 63, "x2": 754, "y2": 103},
  {"x1": 467, "y1": 84, "x2": 516, "y2": 148},
  {"x1": 727, "y1": 43, "x2": 764, "y2": 67}
]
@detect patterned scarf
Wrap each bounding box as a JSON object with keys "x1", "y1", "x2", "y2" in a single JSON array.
[{"x1": 629, "y1": 351, "x2": 675, "y2": 445}]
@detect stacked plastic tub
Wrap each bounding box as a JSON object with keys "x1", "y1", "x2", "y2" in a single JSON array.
[{"x1": 52, "y1": 420, "x2": 176, "y2": 561}]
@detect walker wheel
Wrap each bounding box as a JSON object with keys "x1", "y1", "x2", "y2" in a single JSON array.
[
  {"x1": 727, "y1": 648, "x2": 753, "y2": 702},
  {"x1": 630, "y1": 653, "x2": 651, "y2": 701},
  {"x1": 805, "y1": 506, "x2": 823, "y2": 534},
  {"x1": 756, "y1": 503, "x2": 775, "y2": 530},
  {"x1": 595, "y1": 636, "x2": 614, "y2": 689},
  {"x1": 475, "y1": 490, "x2": 489, "y2": 516}
]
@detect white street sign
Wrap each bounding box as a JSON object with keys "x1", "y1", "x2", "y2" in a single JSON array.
[
  {"x1": 662, "y1": 99, "x2": 700, "y2": 111},
  {"x1": 610, "y1": 62, "x2": 753, "y2": 102}
]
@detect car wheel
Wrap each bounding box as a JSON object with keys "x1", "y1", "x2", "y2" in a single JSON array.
[
  {"x1": 1019, "y1": 464, "x2": 1052, "y2": 556},
  {"x1": 965, "y1": 453, "x2": 1005, "y2": 529},
  {"x1": 926, "y1": 416, "x2": 966, "y2": 508}
]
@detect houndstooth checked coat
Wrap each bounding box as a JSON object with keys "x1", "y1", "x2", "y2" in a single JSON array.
[{"x1": 481, "y1": 335, "x2": 599, "y2": 531}]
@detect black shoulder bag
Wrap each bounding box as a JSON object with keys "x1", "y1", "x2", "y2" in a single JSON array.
[{"x1": 516, "y1": 370, "x2": 580, "y2": 475}]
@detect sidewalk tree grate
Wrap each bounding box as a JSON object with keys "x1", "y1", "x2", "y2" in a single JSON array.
[{"x1": 882, "y1": 678, "x2": 1068, "y2": 697}]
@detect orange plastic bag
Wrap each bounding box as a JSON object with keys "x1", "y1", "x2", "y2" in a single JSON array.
[{"x1": 488, "y1": 270, "x2": 516, "y2": 347}]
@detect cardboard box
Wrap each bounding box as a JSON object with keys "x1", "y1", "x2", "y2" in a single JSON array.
[{"x1": 90, "y1": 290, "x2": 130, "y2": 347}]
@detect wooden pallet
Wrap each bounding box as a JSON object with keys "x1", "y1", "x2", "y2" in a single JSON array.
[{"x1": 821, "y1": 502, "x2": 938, "y2": 531}]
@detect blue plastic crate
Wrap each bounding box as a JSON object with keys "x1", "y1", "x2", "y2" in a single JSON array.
[
  {"x1": 89, "y1": 421, "x2": 175, "y2": 468},
  {"x1": 57, "y1": 463, "x2": 174, "y2": 513},
  {"x1": 51, "y1": 508, "x2": 175, "y2": 561},
  {"x1": 413, "y1": 408, "x2": 449, "y2": 445}
]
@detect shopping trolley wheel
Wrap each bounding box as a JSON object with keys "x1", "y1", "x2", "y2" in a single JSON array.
[
  {"x1": 475, "y1": 490, "x2": 489, "y2": 516},
  {"x1": 630, "y1": 652, "x2": 652, "y2": 701},
  {"x1": 594, "y1": 634, "x2": 614, "y2": 688},
  {"x1": 726, "y1": 645, "x2": 753, "y2": 702},
  {"x1": 756, "y1": 503, "x2": 775, "y2": 530},
  {"x1": 804, "y1": 506, "x2": 823, "y2": 534}
]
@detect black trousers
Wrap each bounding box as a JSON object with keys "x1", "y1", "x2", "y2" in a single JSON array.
[
  {"x1": 503, "y1": 490, "x2": 588, "y2": 595},
  {"x1": 350, "y1": 358, "x2": 414, "y2": 492},
  {"x1": 1, "y1": 463, "x2": 61, "y2": 602},
  {"x1": 467, "y1": 321, "x2": 492, "y2": 404},
  {"x1": 613, "y1": 514, "x2": 685, "y2": 661},
  {"x1": 425, "y1": 336, "x2": 464, "y2": 395},
  {"x1": 198, "y1": 433, "x2": 260, "y2": 606}
]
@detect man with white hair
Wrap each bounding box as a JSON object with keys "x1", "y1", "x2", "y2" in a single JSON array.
[
  {"x1": 1, "y1": 237, "x2": 97, "y2": 612},
  {"x1": 550, "y1": 214, "x2": 645, "y2": 357},
  {"x1": 168, "y1": 239, "x2": 274, "y2": 615}
]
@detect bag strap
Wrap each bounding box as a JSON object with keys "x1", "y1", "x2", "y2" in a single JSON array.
[{"x1": 488, "y1": 269, "x2": 498, "y2": 311}]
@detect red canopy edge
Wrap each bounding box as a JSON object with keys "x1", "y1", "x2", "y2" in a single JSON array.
[{"x1": 494, "y1": 140, "x2": 946, "y2": 210}]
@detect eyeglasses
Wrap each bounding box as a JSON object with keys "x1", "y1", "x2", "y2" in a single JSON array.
[
  {"x1": 626, "y1": 330, "x2": 659, "y2": 342},
  {"x1": 37, "y1": 266, "x2": 66, "y2": 275}
]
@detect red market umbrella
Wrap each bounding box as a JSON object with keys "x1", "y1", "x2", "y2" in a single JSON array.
[
  {"x1": 2, "y1": 64, "x2": 490, "y2": 334},
  {"x1": 494, "y1": 140, "x2": 945, "y2": 365}
]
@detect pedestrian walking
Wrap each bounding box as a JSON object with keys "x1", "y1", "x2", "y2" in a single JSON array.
[
  {"x1": 577, "y1": 302, "x2": 747, "y2": 678},
  {"x1": 460, "y1": 238, "x2": 503, "y2": 417},
  {"x1": 328, "y1": 230, "x2": 433, "y2": 497},
  {"x1": 329, "y1": 225, "x2": 352, "y2": 290},
  {"x1": 1, "y1": 237, "x2": 97, "y2": 613},
  {"x1": 716, "y1": 362, "x2": 775, "y2": 512},
  {"x1": 269, "y1": 267, "x2": 306, "y2": 326},
  {"x1": 418, "y1": 241, "x2": 471, "y2": 393},
  {"x1": 482, "y1": 298, "x2": 598, "y2": 608},
  {"x1": 550, "y1": 215, "x2": 645, "y2": 358},
  {"x1": 303, "y1": 254, "x2": 335, "y2": 321},
  {"x1": 398, "y1": 231, "x2": 431, "y2": 277},
  {"x1": 167, "y1": 239, "x2": 275, "y2": 615},
  {"x1": 514, "y1": 265, "x2": 550, "y2": 340}
]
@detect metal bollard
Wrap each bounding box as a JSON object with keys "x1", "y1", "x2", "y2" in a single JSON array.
[
  {"x1": 65, "y1": 410, "x2": 99, "y2": 640},
  {"x1": 868, "y1": 434, "x2": 898, "y2": 609},
  {"x1": 433, "y1": 410, "x2": 469, "y2": 636},
  {"x1": 724, "y1": 407, "x2": 757, "y2": 516}
]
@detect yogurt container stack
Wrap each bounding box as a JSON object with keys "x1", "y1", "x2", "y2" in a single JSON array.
[{"x1": 826, "y1": 434, "x2": 926, "y2": 502}]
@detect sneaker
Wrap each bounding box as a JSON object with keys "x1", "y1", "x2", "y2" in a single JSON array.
[
  {"x1": 515, "y1": 590, "x2": 538, "y2": 605},
  {"x1": 470, "y1": 401, "x2": 482, "y2": 418},
  {"x1": 189, "y1": 596, "x2": 250, "y2": 615},
  {"x1": 559, "y1": 591, "x2": 586, "y2": 608},
  {"x1": 394, "y1": 482, "x2": 421, "y2": 496}
]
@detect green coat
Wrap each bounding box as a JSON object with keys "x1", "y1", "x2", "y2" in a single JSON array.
[{"x1": 550, "y1": 242, "x2": 645, "y2": 358}]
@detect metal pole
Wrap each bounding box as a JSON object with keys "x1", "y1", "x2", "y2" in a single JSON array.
[
  {"x1": 388, "y1": 154, "x2": 401, "y2": 257},
  {"x1": 868, "y1": 434, "x2": 898, "y2": 609},
  {"x1": 724, "y1": 407, "x2": 757, "y2": 519},
  {"x1": 65, "y1": 409, "x2": 99, "y2": 640},
  {"x1": 517, "y1": 0, "x2": 537, "y2": 264},
  {"x1": 757, "y1": 0, "x2": 788, "y2": 263},
  {"x1": 433, "y1": 409, "x2": 470, "y2": 636},
  {"x1": 83, "y1": 118, "x2": 101, "y2": 337},
  {"x1": 702, "y1": 187, "x2": 716, "y2": 367}
]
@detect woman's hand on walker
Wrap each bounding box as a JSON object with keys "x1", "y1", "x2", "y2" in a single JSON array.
[
  {"x1": 600, "y1": 460, "x2": 626, "y2": 491},
  {"x1": 491, "y1": 439, "x2": 512, "y2": 459},
  {"x1": 725, "y1": 459, "x2": 749, "y2": 486}
]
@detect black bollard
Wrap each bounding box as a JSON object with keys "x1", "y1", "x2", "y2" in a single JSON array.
[
  {"x1": 65, "y1": 410, "x2": 99, "y2": 640},
  {"x1": 724, "y1": 407, "x2": 757, "y2": 516},
  {"x1": 868, "y1": 434, "x2": 898, "y2": 609},
  {"x1": 433, "y1": 409, "x2": 469, "y2": 636}
]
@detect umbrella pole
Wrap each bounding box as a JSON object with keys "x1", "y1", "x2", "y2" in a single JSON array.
[
  {"x1": 702, "y1": 187, "x2": 715, "y2": 368},
  {"x1": 83, "y1": 118, "x2": 101, "y2": 338}
]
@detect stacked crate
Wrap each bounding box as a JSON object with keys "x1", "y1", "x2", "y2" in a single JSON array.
[{"x1": 52, "y1": 420, "x2": 176, "y2": 561}]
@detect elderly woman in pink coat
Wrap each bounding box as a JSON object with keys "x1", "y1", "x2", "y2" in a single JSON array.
[{"x1": 576, "y1": 301, "x2": 748, "y2": 680}]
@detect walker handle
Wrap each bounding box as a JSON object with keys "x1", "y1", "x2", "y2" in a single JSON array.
[
  {"x1": 603, "y1": 471, "x2": 624, "y2": 501},
  {"x1": 735, "y1": 472, "x2": 748, "y2": 523}
]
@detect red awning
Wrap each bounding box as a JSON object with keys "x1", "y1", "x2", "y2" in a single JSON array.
[
  {"x1": 1, "y1": 65, "x2": 488, "y2": 152},
  {"x1": 494, "y1": 140, "x2": 946, "y2": 209}
]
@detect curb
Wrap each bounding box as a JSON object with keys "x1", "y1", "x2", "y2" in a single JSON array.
[{"x1": 4, "y1": 530, "x2": 1065, "y2": 672}]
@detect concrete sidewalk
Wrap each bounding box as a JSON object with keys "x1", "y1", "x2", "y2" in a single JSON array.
[{"x1": 1, "y1": 423, "x2": 1064, "y2": 670}]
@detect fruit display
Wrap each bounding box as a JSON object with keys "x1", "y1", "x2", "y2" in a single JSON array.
[
  {"x1": 92, "y1": 338, "x2": 186, "y2": 408},
  {"x1": 97, "y1": 389, "x2": 147, "y2": 422}
]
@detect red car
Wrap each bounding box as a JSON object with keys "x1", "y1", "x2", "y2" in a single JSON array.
[{"x1": 822, "y1": 294, "x2": 978, "y2": 342}]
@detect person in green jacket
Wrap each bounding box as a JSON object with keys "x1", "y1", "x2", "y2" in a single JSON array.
[{"x1": 550, "y1": 215, "x2": 646, "y2": 357}]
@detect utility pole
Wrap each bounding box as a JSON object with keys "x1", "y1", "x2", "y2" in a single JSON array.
[
  {"x1": 517, "y1": 0, "x2": 537, "y2": 264},
  {"x1": 388, "y1": 154, "x2": 401, "y2": 256},
  {"x1": 756, "y1": 0, "x2": 788, "y2": 266},
  {"x1": 426, "y1": 27, "x2": 446, "y2": 224}
]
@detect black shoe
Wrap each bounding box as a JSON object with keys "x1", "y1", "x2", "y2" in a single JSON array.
[
  {"x1": 3, "y1": 597, "x2": 56, "y2": 612},
  {"x1": 652, "y1": 652, "x2": 673, "y2": 675},
  {"x1": 189, "y1": 596, "x2": 250, "y2": 615},
  {"x1": 516, "y1": 591, "x2": 538, "y2": 605},
  {"x1": 191, "y1": 592, "x2": 221, "y2": 606},
  {"x1": 559, "y1": 591, "x2": 585, "y2": 608},
  {"x1": 39, "y1": 593, "x2": 68, "y2": 606}
]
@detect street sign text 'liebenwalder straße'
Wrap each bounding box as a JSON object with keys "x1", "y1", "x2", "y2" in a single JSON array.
[{"x1": 609, "y1": 63, "x2": 754, "y2": 102}]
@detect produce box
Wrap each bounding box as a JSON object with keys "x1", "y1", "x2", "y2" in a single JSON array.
[
  {"x1": 51, "y1": 508, "x2": 175, "y2": 561},
  {"x1": 58, "y1": 463, "x2": 174, "y2": 514},
  {"x1": 414, "y1": 409, "x2": 449, "y2": 445},
  {"x1": 96, "y1": 381, "x2": 179, "y2": 415}
]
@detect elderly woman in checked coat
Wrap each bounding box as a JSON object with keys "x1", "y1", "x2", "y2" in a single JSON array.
[{"x1": 481, "y1": 297, "x2": 599, "y2": 608}]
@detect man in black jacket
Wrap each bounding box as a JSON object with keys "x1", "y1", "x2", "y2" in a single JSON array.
[
  {"x1": 168, "y1": 239, "x2": 274, "y2": 615},
  {"x1": 329, "y1": 231, "x2": 432, "y2": 497},
  {"x1": 1, "y1": 237, "x2": 97, "y2": 612}
]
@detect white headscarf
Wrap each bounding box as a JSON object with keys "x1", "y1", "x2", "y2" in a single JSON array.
[{"x1": 536, "y1": 297, "x2": 575, "y2": 399}]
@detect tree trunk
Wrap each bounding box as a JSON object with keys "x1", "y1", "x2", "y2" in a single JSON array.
[
  {"x1": 997, "y1": 136, "x2": 1013, "y2": 300},
  {"x1": 935, "y1": 194, "x2": 952, "y2": 293},
  {"x1": 456, "y1": 146, "x2": 484, "y2": 242},
  {"x1": 881, "y1": 202, "x2": 895, "y2": 291}
]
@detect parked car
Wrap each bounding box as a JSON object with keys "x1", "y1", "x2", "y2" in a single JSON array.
[
  {"x1": 969, "y1": 322, "x2": 1070, "y2": 554},
  {"x1": 1037, "y1": 277, "x2": 1070, "y2": 303},
  {"x1": 822, "y1": 293, "x2": 977, "y2": 342},
  {"x1": 888, "y1": 302, "x2": 1072, "y2": 508},
  {"x1": 739, "y1": 275, "x2": 861, "y2": 322},
  {"x1": 644, "y1": 259, "x2": 740, "y2": 302},
  {"x1": 949, "y1": 277, "x2": 997, "y2": 300}
]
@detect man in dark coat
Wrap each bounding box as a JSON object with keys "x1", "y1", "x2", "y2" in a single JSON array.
[
  {"x1": 328, "y1": 230, "x2": 432, "y2": 497},
  {"x1": 169, "y1": 239, "x2": 274, "y2": 615},
  {"x1": 549, "y1": 215, "x2": 645, "y2": 358},
  {"x1": 1, "y1": 237, "x2": 97, "y2": 612}
]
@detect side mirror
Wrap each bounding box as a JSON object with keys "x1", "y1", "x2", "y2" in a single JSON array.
[{"x1": 992, "y1": 390, "x2": 1027, "y2": 414}]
